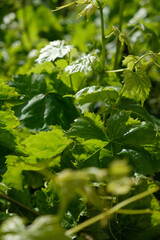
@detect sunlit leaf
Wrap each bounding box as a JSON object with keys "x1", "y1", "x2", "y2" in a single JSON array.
[
  {"x1": 122, "y1": 55, "x2": 138, "y2": 70},
  {"x1": 36, "y1": 40, "x2": 73, "y2": 64},
  {"x1": 77, "y1": 3, "x2": 97, "y2": 21},
  {"x1": 64, "y1": 53, "x2": 97, "y2": 75},
  {"x1": 122, "y1": 67, "x2": 151, "y2": 105},
  {"x1": 22, "y1": 127, "x2": 68, "y2": 164}
]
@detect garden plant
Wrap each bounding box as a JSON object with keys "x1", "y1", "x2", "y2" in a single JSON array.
[{"x1": 0, "y1": 0, "x2": 160, "y2": 239}]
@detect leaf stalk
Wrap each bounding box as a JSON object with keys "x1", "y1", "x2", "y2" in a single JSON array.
[
  {"x1": 65, "y1": 186, "x2": 159, "y2": 236},
  {"x1": 96, "y1": 0, "x2": 106, "y2": 76}
]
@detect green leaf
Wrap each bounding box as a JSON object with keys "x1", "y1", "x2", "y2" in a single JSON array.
[
  {"x1": 0, "y1": 215, "x2": 69, "y2": 240},
  {"x1": 35, "y1": 181, "x2": 58, "y2": 215},
  {"x1": 3, "y1": 156, "x2": 43, "y2": 190},
  {"x1": 66, "y1": 112, "x2": 108, "y2": 141},
  {"x1": 118, "y1": 148, "x2": 160, "y2": 175},
  {"x1": 10, "y1": 74, "x2": 47, "y2": 98},
  {"x1": 22, "y1": 127, "x2": 68, "y2": 165},
  {"x1": 3, "y1": 127, "x2": 67, "y2": 190},
  {"x1": 113, "y1": 26, "x2": 131, "y2": 53},
  {"x1": 72, "y1": 139, "x2": 108, "y2": 166},
  {"x1": 11, "y1": 73, "x2": 79, "y2": 131},
  {"x1": 122, "y1": 55, "x2": 138, "y2": 70},
  {"x1": 66, "y1": 112, "x2": 109, "y2": 167},
  {"x1": 18, "y1": 93, "x2": 79, "y2": 131},
  {"x1": 118, "y1": 122, "x2": 156, "y2": 146},
  {"x1": 117, "y1": 97, "x2": 152, "y2": 122},
  {"x1": 75, "y1": 85, "x2": 120, "y2": 105},
  {"x1": 0, "y1": 110, "x2": 20, "y2": 151},
  {"x1": 107, "y1": 111, "x2": 131, "y2": 141},
  {"x1": 64, "y1": 53, "x2": 97, "y2": 75},
  {"x1": 77, "y1": 3, "x2": 97, "y2": 21},
  {"x1": 36, "y1": 40, "x2": 73, "y2": 64},
  {"x1": 107, "y1": 111, "x2": 156, "y2": 147},
  {"x1": 122, "y1": 67, "x2": 151, "y2": 105},
  {"x1": 0, "y1": 81, "x2": 19, "y2": 107}
]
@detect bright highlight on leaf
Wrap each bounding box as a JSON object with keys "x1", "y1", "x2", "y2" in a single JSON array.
[
  {"x1": 65, "y1": 53, "x2": 97, "y2": 74},
  {"x1": 36, "y1": 40, "x2": 73, "y2": 64}
]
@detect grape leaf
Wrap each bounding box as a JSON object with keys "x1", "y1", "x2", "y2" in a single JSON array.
[
  {"x1": 18, "y1": 93, "x2": 79, "y2": 131},
  {"x1": 36, "y1": 40, "x2": 73, "y2": 64},
  {"x1": 0, "y1": 81, "x2": 19, "y2": 107},
  {"x1": 75, "y1": 85, "x2": 120, "y2": 105},
  {"x1": 10, "y1": 73, "x2": 79, "y2": 131},
  {"x1": 122, "y1": 55, "x2": 138, "y2": 70},
  {"x1": 10, "y1": 74, "x2": 47, "y2": 98},
  {"x1": 72, "y1": 139, "x2": 108, "y2": 167},
  {"x1": 118, "y1": 148, "x2": 160, "y2": 175},
  {"x1": 2, "y1": 156, "x2": 40, "y2": 190},
  {"x1": 113, "y1": 26, "x2": 131, "y2": 53},
  {"x1": 77, "y1": 3, "x2": 97, "y2": 21},
  {"x1": 66, "y1": 112, "x2": 108, "y2": 141},
  {"x1": 22, "y1": 126, "x2": 68, "y2": 165},
  {"x1": 64, "y1": 53, "x2": 97, "y2": 75},
  {"x1": 117, "y1": 97, "x2": 152, "y2": 122},
  {"x1": 107, "y1": 111, "x2": 156, "y2": 146},
  {"x1": 122, "y1": 67, "x2": 151, "y2": 105},
  {"x1": 3, "y1": 127, "x2": 68, "y2": 190},
  {"x1": 0, "y1": 110, "x2": 20, "y2": 151}
]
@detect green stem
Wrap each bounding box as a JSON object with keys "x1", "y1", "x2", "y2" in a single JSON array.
[
  {"x1": 117, "y1": 208, "x2": 154, "y2": 215},
  {"x1": 105, "y1": 31, "x2": 114, "y2": 40},
  {"x1": 115, "y1": 87, "x2": 125, "y2": 106},
  {"x1": 127, "y1": 26, "x2": 138, "y2": 37},
  {"x1": 106, "y1": 68, "x2": 128, "y2": 73},
  {"x1": 96, "y1": 0, "x2": 106, "y2": 75},
  {"x1": 152, "y1": 58, "x2": 160, "y2": 68},
  {"x1": 68, "y1": 52, "x2": 73, "y2": 89},
  {"x1": 114, "y1": 0, "x2": 125, "y2": 69},
  {"x1": 134, "y1": 53, "x2": 151, "y2": 67},
  {"x1": 65, "y1": 186, "x2": 159, "y2": 236},
  {"x1": 0, "y1": 192, "x2": 40, "y2": 217}
]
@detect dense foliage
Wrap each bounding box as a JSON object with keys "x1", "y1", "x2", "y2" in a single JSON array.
[{"x1": 0, "y1": 0, "x2": 160, "y2": 239}]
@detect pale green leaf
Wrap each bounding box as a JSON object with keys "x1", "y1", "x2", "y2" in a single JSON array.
[
  {"x1": 64, "y1": 53, "x2": 97, "y2": 75},
  {"x1": 22, "y1": 127, "x2": 68, "y2": 164},
  {"x1": 72, "y1": 139, "x2": 108, "y2": 164},
  {"x1": 77, "y1": 3, "x2": 97, "y2": 21},
  {"x1": 122, "y1": 55, "x2": 138, "y2": 70},
  {"x1": 0, "y1": 110, "x2": 20, "y2": 151},
  {"x1": 36, "y1": 40, "x2": 73, "y2": 64},
  {"x1": 122, "y1": 68, "x2": 151, "y2": 105},
  {"x1": 0, "y1": 82, "x2": 19, "y2": 106},
  {"x1": 2, "y1": 156, "x2": 42, "y2": 190}
]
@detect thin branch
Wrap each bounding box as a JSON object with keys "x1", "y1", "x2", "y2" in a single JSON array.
[
  {"x1": 106, "y1": 68, "x2": 128, "y2": 73},
  {"x1": 65, "y1": 186, "x2": 159, "y2": 236},
  {"x1": 0, "y1": 192, "x2": 40, "y2": 217}
]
